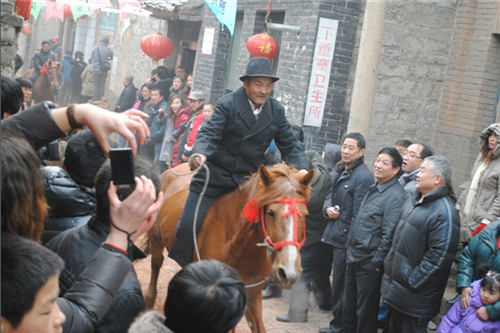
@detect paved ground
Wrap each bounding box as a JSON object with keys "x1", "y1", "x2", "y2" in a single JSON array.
[{"x1": 134, "y1": 249, "x2": 456, "y2": 333}]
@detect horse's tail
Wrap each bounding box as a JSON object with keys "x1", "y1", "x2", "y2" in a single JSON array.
[
  {"x1": 138, "y1": 234, "x2": 151, "y2": 255},
  {"x1": 139, "y1": 217, "x2": 164, "y2": 257}
]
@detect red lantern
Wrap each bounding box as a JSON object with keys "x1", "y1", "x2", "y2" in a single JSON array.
[
  {"x1": 246, "y1": 33, "x2": 279, "y2": 60},
  {"x1": 14, "y1": 0, "x2": 32, "y2": 20},
  {"x1": 21, "y1": 23, "x2": 32, "y2": 36},
  {"x1": 140, "y1": 33, "x2": 174, "y2": 65},
  {"x1": 64, "y1": 4, "x2": 73, "y2": 19}
]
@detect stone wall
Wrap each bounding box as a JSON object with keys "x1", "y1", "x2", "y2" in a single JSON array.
[
  {"x1": 359, "y1": 0, "x2": 500, "y2": 187},
  {"x1": 1, "y1": 1, "x2": 23, "y2": 77}
]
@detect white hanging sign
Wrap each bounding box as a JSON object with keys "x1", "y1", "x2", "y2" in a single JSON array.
[{"x1": 303, "y1": 18, "x2": 338, "y2": 127}]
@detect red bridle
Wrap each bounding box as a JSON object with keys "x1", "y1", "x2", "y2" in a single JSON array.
[{"x1": 243, "y1": 195, "x2": 307, "y2": 251}]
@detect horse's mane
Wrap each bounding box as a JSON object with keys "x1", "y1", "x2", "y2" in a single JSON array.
[{"x1": 239, "y1": 164, "x2": 311, "y2": 208}]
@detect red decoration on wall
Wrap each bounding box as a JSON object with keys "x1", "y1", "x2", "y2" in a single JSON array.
[
  {"x1": 64, "y1": 4, "x2": 73, "y2": 19},
  {"x1": 14, "y1": 0, "x2": 32, "y2": 20},
  {"x1": 21, "y1": 23, "x2": 32, "y2": 36},
  {"x1": 246, "y1": 33, "x2": 279, "y2": 60},
  {"x1": 140, "y1": 33, "x2": 174, "y2": 65}
]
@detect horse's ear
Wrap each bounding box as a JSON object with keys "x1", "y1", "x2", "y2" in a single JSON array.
[
  {"x1": 300, "y1": 169, "x2": 315, "y2": 188},
  {"x1": 258, "y1": 164, "x2": 273, "y2": 186}
]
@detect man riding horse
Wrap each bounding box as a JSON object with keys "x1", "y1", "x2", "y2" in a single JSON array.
[
  {"x1": 30, "y1": 40, "x2": 55, "y2": 84},
  {"x1": 168, "y1": 57, "x2": 309, "y2": 266}
]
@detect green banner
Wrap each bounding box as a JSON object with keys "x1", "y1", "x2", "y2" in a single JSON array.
[
  {"x1": 70, "y1": 0, "x2": 90, "y2": 21},
  {"x1": 30, "y1": 1, "x2": 44, "y2": 20}
]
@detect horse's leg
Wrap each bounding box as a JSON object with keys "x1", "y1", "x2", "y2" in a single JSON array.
[
  {"x1": 144, "y1": 233, "x2": 165, "y2": 309},
  {"x1": 244, "y1": 286, "x2": 267, "y2": 333}
]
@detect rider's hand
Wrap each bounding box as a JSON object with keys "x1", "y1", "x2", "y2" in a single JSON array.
[{"x1": 188, "y1": 153, "x2": 206, "y2": 171}]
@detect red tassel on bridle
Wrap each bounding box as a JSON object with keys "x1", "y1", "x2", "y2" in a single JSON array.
[
  {"x1": 242, "y1": 197, "x2": 259, "y2": 223},
  {"x1": 243, "y1": 196, "x2": 306, "y2": 251}
]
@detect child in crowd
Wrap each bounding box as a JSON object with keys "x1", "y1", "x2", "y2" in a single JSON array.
[
  {"x1": 438, "y1": 267, "x2": 500, "y2": 332},
  {"x1": 128, "y1": 260, "x2": 247, "y2": 333},
  {"x1": 158, "y1": 94, "x2": 189, "y2": 171},
  {"x1": 1, "y1": 233, "x2": 66, "y2": 333}
]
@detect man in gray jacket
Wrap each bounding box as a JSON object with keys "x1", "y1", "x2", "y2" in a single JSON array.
[
  {"x1": 91, "y1": 37, "x2": 113, "y2": 101},
  {"x1": 343, "y1": 147, "x2": 406, "y2": 333}
]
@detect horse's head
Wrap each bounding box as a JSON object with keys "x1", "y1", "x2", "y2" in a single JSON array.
[
  {"x1": 45, "y1": 61, "x2": 62, "y2": 87},
  {"x1": 243, "y1": 164, "x2": 314, "y2": 289}
]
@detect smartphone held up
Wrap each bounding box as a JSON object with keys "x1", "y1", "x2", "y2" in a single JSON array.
[{"x1": 110, "y1": 148, "x2": 135, "y2": 185}]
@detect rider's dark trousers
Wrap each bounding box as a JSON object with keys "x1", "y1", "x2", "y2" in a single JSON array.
[{"x1": 167, "y1": 191, "x2": 219, "y2": 267}]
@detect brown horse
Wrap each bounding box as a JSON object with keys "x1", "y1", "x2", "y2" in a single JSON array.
[
  {"x1": 144, "y1": 163, "x2": 314, "y2": 332},
  {"x1": 32, "y1": 60, "x2": 62, "y2": 104}
]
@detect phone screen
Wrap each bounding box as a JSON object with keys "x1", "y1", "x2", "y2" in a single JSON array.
[{"x1": 109, "y1": 148, "x2": 135, "y2": 185}]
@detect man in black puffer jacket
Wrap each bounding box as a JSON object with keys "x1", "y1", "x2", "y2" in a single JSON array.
[
  {"x1": 41, "y1": 129, "x2": 108, "y2": 245},
  {"x1": 381, "y1": 156, "x2": 460, "y2": 333},
  {"x1": 47, "y1": 156, "x2": 161, "y2": 333}
]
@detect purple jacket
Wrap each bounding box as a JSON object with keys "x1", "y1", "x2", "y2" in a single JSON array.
[{"x1": 438, "y1": 280, "x2": 500, "y2": 333}]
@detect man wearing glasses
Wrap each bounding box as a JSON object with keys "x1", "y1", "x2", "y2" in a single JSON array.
[{"x1": 398, "y1": 143, "x2": 433, "y2": 198}]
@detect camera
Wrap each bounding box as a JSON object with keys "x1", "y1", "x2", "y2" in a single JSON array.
[{"x1": 37, "y1": 140, "x2": 60, "y2": 161}]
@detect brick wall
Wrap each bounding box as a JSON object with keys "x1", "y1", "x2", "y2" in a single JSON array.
[
  {"x1": 192, "y1": 0, "x2": 363, "y2": 152},
  {"x1": 433, "y1": 0, "x2": 500, "y2": 188}
]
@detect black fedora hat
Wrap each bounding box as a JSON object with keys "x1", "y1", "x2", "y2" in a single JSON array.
[{"x1": 239, "y1": 57, "x2": 279, "y2": 82}]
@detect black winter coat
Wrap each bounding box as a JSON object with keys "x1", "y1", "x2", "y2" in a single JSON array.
[
  {"x1": 304, "y1": 150, "x2": 332, "y2": 247},
  {"x1": 41, "y1": 166, "x2": 95, "y2": 245},
  {"x1": 346, "y1": 176, "x2": 406, "y2": 269},
  {"x1": 382, "y1": 186, "x2": 460, "y2": 319},
  {"x1": 322, "y1": 159, "x2": 374, "y2": 249},
  {"x1": 70, "y1": 61, "x2": 86, "y2": 95},
  {"x1": 46, "y1": 217, "x2": 146, "y2": 333},
  {"x1": 191, "y1": 86, "x2": 308, "y2": 196},
  {"x1": 33, "y1": 49, "x2": 55, "y2": 72},
  {"x1": 1, "y1": 103, "x2": 135, "y2": 333},
  {"x1": 115, "y1": 83, "x2": 137, "y2": 112}
]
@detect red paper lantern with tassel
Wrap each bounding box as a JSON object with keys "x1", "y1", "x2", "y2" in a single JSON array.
[
  {"x1": 21, "y1": 22, "x2": 32, "y2": 36},
  {"x1": 14, "y1": 0, "x2": 32, "y2": 20},
  {"x1": 246, "y1": 32, "x2": 279, "y2": 60},
  {"x1": 140, "y1": 33, "x2": 175, "y2": 65}
]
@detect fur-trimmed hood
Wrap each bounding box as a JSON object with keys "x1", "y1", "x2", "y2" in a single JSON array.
[
  {"x1": 128, "y1": 311, "x2": 173, "y2": 333},
  {"x1": 479, "y1": 123, "x2": 500, "y2": 160}
]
